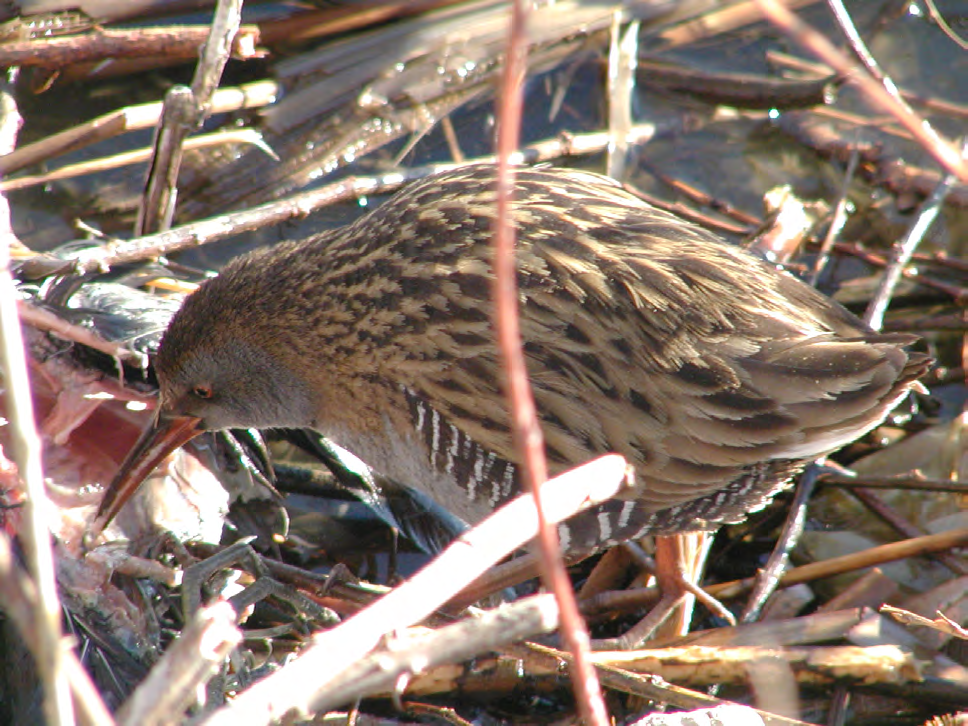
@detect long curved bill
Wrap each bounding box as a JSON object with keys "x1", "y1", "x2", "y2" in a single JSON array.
[{"x1": 91, "y1": 413, "x2": 202, "y2": 538}]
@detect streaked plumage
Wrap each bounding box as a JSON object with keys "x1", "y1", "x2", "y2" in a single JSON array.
[{"x1": 96, "y1": 165, "x2": 930, "y2": 552}]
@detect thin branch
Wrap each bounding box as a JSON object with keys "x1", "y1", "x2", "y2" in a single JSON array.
[
  {"x1": 0, "y1": 535, "x2": 114, "y2": 726},
  {"x1": 0, "y1": 128, "x2": 266, "y2": 193},
  {"x1": 116, "y1": 602, "x2": 240, "y2": 726},
  {"x1": 606, "y1": 13, "x2": 638, "y2": 179},
  {"x1": 863, "y1": 141, "x2": 965, "y2": 329},
  {"x1": 492, "y1": 2, "x2": 608, "y2": 724},
  {"x1": 0, "y1": 79, "x2": 277, "y2": 177},
  {"x1": 740, "y1": 466, "x2": 821, "y2": 624},
  {"x1": 0, "y1": 86, "x2": 73, "y2": 726},
  {"x1": 194, "y1": 455, "x2": 629, "y2": 725},
  {"x1": 708, "y1": 528, "x2": 968, "y2": 600},
  {"x1": 18, "y1": 300, "x2": 149, "y2": 368},
  {"x1": 755, "y1": 0, "x2": 968, "y2": 183},
  {"x1": 0, "y1": 25, "x2": 261, "y2": 69},
  {"x1": 62, "y1": 129, "x2": 657, "y2": 276},
  {"x1": 807, "y1": 137, "x2": 859, "y2": 285},
  {"x1": 137, "y1": 0, "x2": 244, "y2": 235}
]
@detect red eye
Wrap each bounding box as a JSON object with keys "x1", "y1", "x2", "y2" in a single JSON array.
[{"x1": 192, "y1": 385, "x2": 213, "y2": 400}]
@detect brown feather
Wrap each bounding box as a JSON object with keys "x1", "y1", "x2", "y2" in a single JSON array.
[{"x1": 153, "y1": 164, "x2": 930, "y2": 547}]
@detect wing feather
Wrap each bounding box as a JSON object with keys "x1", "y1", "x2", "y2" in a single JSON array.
[{"x1": 381, "y1": 166, "x2": 928, "y2": 516}]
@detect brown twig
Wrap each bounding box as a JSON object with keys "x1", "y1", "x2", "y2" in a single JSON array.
[
  {"x1": 708, "y1": 528, "x2": 968, "y2": 600},
  {"x1": 62, "y1": 129, "x2": 659, "y2": 276},
  {"x1": 492, "y1": 1, "x2": 608, "y2": 724},
  {"x1": 808, "y1": 135, "x2": 860, "y2": 285},
  {"x1": 664, "y1": 607, "x2": 869, "y2": 647},
  {"x1": 775, "y1": 111, "x2": 968, "y2": 208},
  {"x1": 0, "y1": 80, "x2": 277, "y2": 177},
  {"x1": 863, "y1": 147, "x2": 963, "y2": 330},
  {"x1": 767, "y1": 49, "x2": 968, "y2": 121},
  {"x1": 0, "y1": 128, "x2": 264, "y2": 193},
  {"x1": 740, "y1": 467, "x2": 821, "y2": 624},
  {"x1": 881, "y1": 604, "x2": 968, "y2": 640},
  {"x1": 399, "y1": 640, "x2": 920, "y2": 699},
  {"x1": 820, "y1": 475, "x2": 968, "y2": 494},
  {"x1": 137, "y1": 0, "x2": 243, "y2": 236},
  {"x1": 754, "y1": 0, "x2": 968, "y2": 183},
  {"x1": 0, "y1": 26, "x2": 262, "y2": 69},
  {"x1": 18, "y1": 300, "x2": 148, "y2": 368},
  {"x1": 258, "y1": 0, "x2": 466, "y2": 45},
  {"x1": 521, "y1": 642, "x2": 819, "y2": 726},
  {"x1": 302, "y1": 594, "x2": 562, "y2": 716},
  {"x1": 834, "y1": 242, "x2": 967, "y2": 302},
  {"x1": 625, "y1": 165, "x2": 762, "y2": 229},
  {"x1": 116, "y1": 602, "x2": 240, "y2": 726},
  {"x1": 636, "y1": 59, "x2": 834, "y2": 110},
  {"x1": 194, "y1": 456, "x2": 629, "y2": 725},
  {"x1": 0, "y1": 534, "x2": 114, "y2": 726},
  {"x1": 0, "y1": 83, "x2": 75, "y2": 726},
  {"x1": 846, "y1": 487, "x2": 967, "y2": 576},
  {"x1": 598, "y1": 644, "x2": 917, "y2": 687}
]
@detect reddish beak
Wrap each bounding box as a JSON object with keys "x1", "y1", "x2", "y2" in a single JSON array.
[{"x1": 91, "y1": 413, "x2": 202, "y2": 538}]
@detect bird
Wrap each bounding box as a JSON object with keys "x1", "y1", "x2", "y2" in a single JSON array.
[{"x1": 93, "y1": 164, "x2": 930, "y2": 558}]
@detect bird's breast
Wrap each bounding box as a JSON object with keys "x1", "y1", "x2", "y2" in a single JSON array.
[{"x1": 317, "y1": 387, "x2": 518, "y2": 526}]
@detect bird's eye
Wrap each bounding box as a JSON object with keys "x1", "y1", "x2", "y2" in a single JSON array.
[{"x1": 192, "y1": 384, "x2": 214, "y2": 400}]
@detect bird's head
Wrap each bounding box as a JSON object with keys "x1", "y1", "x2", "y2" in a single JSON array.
[
  {"x1": 92, "y1": 265, "x2": 323, "y2": 537},
  {"x1": 156, "y1": 339, "x2": 319, "y2": 432},
  {"x1": 152, "y1": 246, "x2": 327, "y2": 433}
]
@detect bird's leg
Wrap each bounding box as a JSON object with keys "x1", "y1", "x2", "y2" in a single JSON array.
[
  {"x1": 592, "y1": 532, "x2": 735, "y2": 649},
  {"x1": 589, "y1": 535, "x2": 689, "y2": 649},
  {"x1": 653, "y1": 533, "x2": 705, "y2": 640}
]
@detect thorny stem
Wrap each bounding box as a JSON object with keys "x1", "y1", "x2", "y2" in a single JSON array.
[{"x1": 492, "y1": 2, "x2": 608, "y2": 725}]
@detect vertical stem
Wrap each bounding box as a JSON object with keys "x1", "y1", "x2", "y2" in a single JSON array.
[
  {"x1": 0, "y1": 87, "x2": 73, "y2": 726},
  {"x1": 492, "y1": 3, "x2": 608, "y2": 724}
]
